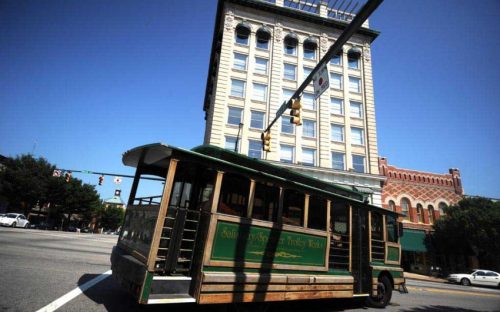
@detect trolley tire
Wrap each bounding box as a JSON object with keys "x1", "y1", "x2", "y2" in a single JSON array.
[
  {"x1": 461, "y1": 278, "x2": 471, "y2": 286},
  {"x1": 367, "y1": 275, "x2": 393, "y2": 308}
]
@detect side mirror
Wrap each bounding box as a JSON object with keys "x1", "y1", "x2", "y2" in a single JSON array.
[{"x1": 398, "y1": 222, "x2": 404, "y2": 237}]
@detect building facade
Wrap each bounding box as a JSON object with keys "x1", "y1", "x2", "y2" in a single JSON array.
[
  {"x1": 203, "y1": 0, "x2": 385, "y2": 205},
  {"x1": 378, "y1": 157, "x2": 464, "y2": 274}
]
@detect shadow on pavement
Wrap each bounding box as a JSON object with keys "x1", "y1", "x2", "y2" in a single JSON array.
[
  {"x1": 399, "y1": 306, "x2": 484, "y2": 312},
  {"x1": 78, "y1": 274, "x2": 370, "y2": 312}
]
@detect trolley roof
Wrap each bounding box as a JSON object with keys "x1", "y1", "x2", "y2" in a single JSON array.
[{"x1": 122, "y1": 143, "x2": 397, "y2": 216}]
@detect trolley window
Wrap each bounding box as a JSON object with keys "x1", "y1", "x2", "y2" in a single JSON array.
[{"x1": 218, "y1": 172, "x2": 250, "y2": 217}]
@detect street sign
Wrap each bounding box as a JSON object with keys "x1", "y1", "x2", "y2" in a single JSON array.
[
  {"x1": 313, "y1": 64, "x2": 329, "y2": 99},
  {"x1": 52, "y1": 170, "x2": 61, "y2": 177},
  {"x1": 113, "y1": 177, "x2": 122, "y2": 184}
]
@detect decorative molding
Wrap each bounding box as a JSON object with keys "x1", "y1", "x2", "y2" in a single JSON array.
[
  {"x1": 224, "y1": 11, "x2": 234, "y2": 32},
  {"x1": 274, "y1": 23, "x2": 283, "y2": 43}
]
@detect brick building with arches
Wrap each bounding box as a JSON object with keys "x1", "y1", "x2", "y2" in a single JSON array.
[{"x1": 378, "y1": 157, "x2": 464, "y2": 274}]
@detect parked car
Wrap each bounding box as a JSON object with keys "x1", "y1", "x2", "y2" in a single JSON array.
[
  {"x1": 0, "y1": 213, "x2": 30, "y2": 228},
  {"x1": 448, "y1": 269, "x2": 500, "y2": 287}
]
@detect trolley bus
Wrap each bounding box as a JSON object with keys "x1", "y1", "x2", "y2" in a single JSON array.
[{"x1": 110, "y1": 143, "x2": 406, "y2": 308}]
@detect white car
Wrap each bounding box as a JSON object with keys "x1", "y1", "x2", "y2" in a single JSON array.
[
  {"x1": 448, "y1": 270, "x2": 500, "y2": 287},
  {"x1": 0, "y1": 213, "x2": 30, "y2": 228}
]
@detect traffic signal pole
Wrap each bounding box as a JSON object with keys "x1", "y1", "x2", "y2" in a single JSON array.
[{"x1": 263, "y1": 0, "x2": 383, "y2": 134}]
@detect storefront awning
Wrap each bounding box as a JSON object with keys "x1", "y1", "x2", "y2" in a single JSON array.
[{"x1": 401, "y1": 229, "x2": 428, "y2": 252}]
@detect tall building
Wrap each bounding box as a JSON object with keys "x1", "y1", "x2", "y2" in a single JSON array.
[
  {"x1": 378, "y1": 157, "x2": 464, "y2": 274},
  {"x1": 203, "y1": 0, "x2": 384, "y2": 205}
]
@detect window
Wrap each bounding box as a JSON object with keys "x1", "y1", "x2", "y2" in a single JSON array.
[
  {"x1": 302, "y1": 119, "x2": 316, "y2": 137},
  {"x1": 386, "y1": 215, "x2": 398, "y2": 243},
  {"x1": 351, "y1": 127, "x2": 364, "y2": 145},
  {"x1": 250, "y1": 110, "x2": 265, "y2": 129},
  {"x1": 303, "y1": 39, "x2": 317, "y2": 60},
  {"x1": 235, "y1": 24, "x2": 250, "y2": 45},
  {"x1": 349, "y1": 77, "x2": 361, "y2": 93},
  {"x1": 348, "y1": 53, "x2": 360, "y2": 69},
  {"x1": 252, "y1": 181, "x2": 279, "y2": 222},
  {"x1": 428, "y1": 205, "x2": 435, "y2": 224},
  {"x1": 352, "y1": 155, "x2": 365, "y2": 173},
  {"x1": 331, "y1": 124, "x2": 344, "y2": 142},
  {"x1": 389, "y1": 200, "x2": 396, "y2": 212},
  {"x1": 401, "y1": 198, "x2": 410, "y2": 221},
  {"x1": 303, "y1": 66, "x2": 312, "y2": 79},
  {"x1": 256, "y1": 27, "x2": 270, "y2": 50},
  {"x1": 218, "y1": 173, "x2": 250, "y2": 216},
  {"x1": 330, "y1": 73, "x2": 342, "y2": 89},
  {"x1": 331, "y1": 152, "x2": 345, "y2": 170},
  {"x1": 224, "y1": 136, "x2": 237, "y2": 151},
  {"x1": 308, "y1": 195, "x2": 327, "y2": 231},
  {"x1": 330, "y1": 202, "x2": 349, "y2": 270},
  {"x1": 227, "y1": 107, "x2": 242, "y2": 125},
  {"x1": 284, "y1": 63, "x2": 297, "y2": 80},
  {"x1": 331, "y1": 98, "x2": 343, "y2": 115},
  {"x1": 284, "y1": 34, "x2": 298, "y2": 55},
  {"x1": 255, "y1": 57, "x2": 268, "y2": 75},
  {"x1": 252, "y1": 83, "x2": 267, "y2": 102},
  {"x1": 282, "y1": 189, "x2": 304, "y2": 226},
  {"x1": 417, "y1": 204, "x2": 424, "y2": 223},
  {"x1": 350, "y1": 101, "x2": 362, "y2": 118},
  {"x1": 302, "y1": 92, "x2": 315, "y2": 110},
  {"x1": 282, "y1": 88, "x2": 294, "y2": 103},
  {"x1": 233, "y1": 53, "x2": 247, "y2": 71},
  {"x1": 371, "y1": 212, "x2": 383, "y2": 240},
  {"x1": 330, "y1": 53, "x2": 342, "y2": 66},
  {"x1": 281, "y1": 113, "x2": 294, "y2": 134},
  {"x1": 248, "y1": 139, "x2": 262, "y2": 159},
  {"x1": 280, "y1": 144, "x2": 294, "y2": 163},
  {"x1": 231, "y1": 79, "x2": 245, "y2": 98},
  {"x1": 438, "y1": 202, "x2": 447, "y2": 215},
  {"x1": 302, "y1": 148, "x2": 316, "y2": 166}
]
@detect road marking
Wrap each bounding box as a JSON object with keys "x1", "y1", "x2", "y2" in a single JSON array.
[
  {"x1": 36, "y1": 270, "x2": 112, "y2": 312},
  {"x1": 407, "y1": 286, "x2": 500, "y2": 298}
]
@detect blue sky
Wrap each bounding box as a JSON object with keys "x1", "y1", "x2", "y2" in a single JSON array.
[{"x1": 1, "y1": 0, "x2": 499, "y2": 201}]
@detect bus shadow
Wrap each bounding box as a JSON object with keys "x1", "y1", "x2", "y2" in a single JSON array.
[{"x1": 398, "y1": 306, "x2": 483, "y2": 312}]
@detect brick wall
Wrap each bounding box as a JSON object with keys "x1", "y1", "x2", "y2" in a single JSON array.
[{"x1": 378, "y1": 157, "x2": 464, "y2": 230}]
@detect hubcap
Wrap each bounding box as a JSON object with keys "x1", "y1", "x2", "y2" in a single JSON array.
[{"x1": 377, "y1": 282, "x2": 386, "y2": 301}]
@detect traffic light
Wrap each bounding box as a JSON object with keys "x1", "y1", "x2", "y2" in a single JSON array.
[
  {"x1": 261, "y1": 131, "x2": 271, "y2": 152},
  {"x1": 65, "y1": 171, "x2": 72, "y2": 183},
  {"x1": 289, "y1": 97, "x2": 302, "y2": 125},
  {"x1": 98, "y1": 175, "x2": 104, "y2": 186}
]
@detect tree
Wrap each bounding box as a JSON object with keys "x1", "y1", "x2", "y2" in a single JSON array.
[
  {"x1": 431, "y1": 197, "x2": 500, "y2": 271},
  {"x1": 0, "y1": 154, "x2": 101, "y2": 228},
  {"x1": 0, "y1": 155, "x2": 55, "y2": 215},
  {"x1": 95, "y1": 204, "x2": 125, "y2": 231}
]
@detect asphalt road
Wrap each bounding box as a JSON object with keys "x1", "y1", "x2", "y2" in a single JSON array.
[{"x1": 1, "y1": 227, "x2": 499, "y2": 312}]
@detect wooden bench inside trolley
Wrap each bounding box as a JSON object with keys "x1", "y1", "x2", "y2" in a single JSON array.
[{"x1": 110, "y1": 143, "x2": 405, "y2": 307}]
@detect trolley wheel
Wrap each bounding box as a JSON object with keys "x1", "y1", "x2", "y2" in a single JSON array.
[{"x1": 367, "y1": 275, "x2": 393, "y2": 308}]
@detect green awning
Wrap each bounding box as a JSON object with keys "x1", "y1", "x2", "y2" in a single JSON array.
[{"x1": 401, "y1": 229, "x2": 428, "y2": 252}]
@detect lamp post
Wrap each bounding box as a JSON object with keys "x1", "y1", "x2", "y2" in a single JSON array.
[{"x1": 235, "y1": 123, "x2": 243, "y2": 153}]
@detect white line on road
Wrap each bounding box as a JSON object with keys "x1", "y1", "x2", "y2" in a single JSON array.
[{"x1": 36, "y1": 270, "x2": 112, "y2": 312}]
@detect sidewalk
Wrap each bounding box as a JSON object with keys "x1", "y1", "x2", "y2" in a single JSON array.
[{"x1": 404, "y1": 272, "x2": 447, "y2": 283}]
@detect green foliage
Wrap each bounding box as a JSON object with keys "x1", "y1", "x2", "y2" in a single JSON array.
[
  {"x1": 94, "y1": 204, "x2": 125, "y2": 231},
  {"x1": 0, "y1": 154, "x2": 101, "y2": 227},
  {"x1": 432, "y1": 197, "x2": 500, "y2": 262}
]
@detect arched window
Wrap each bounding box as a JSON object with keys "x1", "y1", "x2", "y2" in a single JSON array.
[
  {"x1": 303, "y1": 37, "x2": 317, "y2": 60},
  {"x1": 428, "y1": 205, "x2": 435, "y2": 224},
  {"x1": 347, "y1": 48, "x2": 361, "y2": 69},
  {"x1": 416, "y1": 204, "x2": 424, "y2": 223},
  {"x1": 439, "y1": 202, "x2": 447, "y2": 216},
  {"x1": 256, "y1": 26, "x2": 271, "y2": 50},
  {"x1": 284, "y1": 33, "x2": 298, "y2": 55},
  {"x1": 401, "y1": 198, "x2": 410, "y2": 221},
  {"x1": 235, "y1": 22, "x2": 251, "y2": 45},
  {"x1": 388, "y1": 200, "x2": 396, "y2": 212}
]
